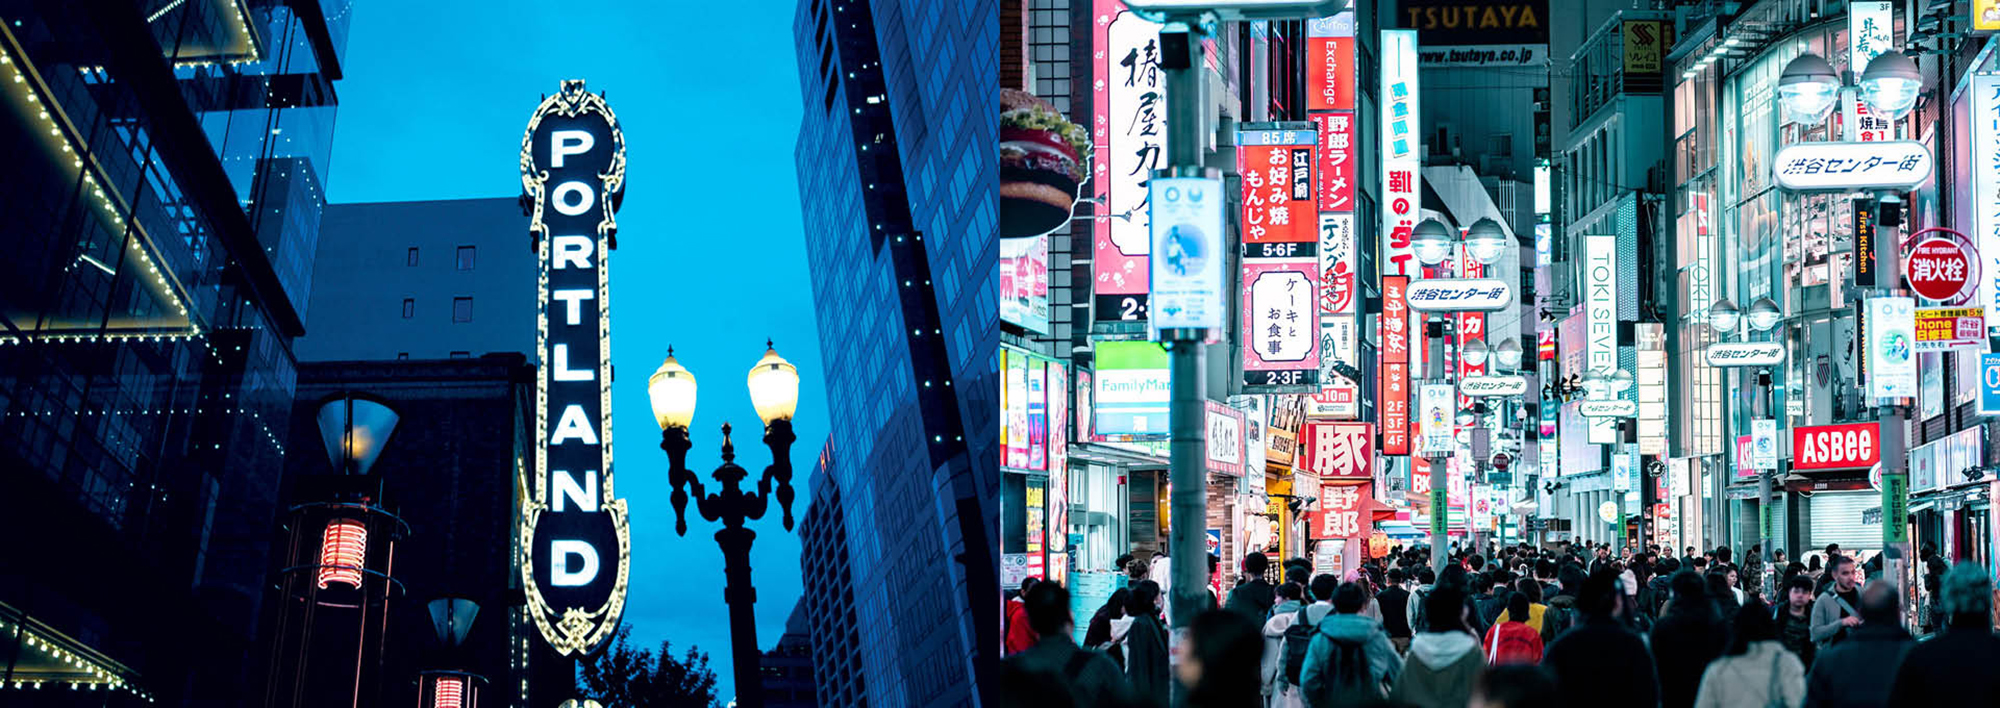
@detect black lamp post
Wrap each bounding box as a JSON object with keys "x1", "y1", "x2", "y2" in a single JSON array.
[{"x1": 648, "y1": 342, "x2": 801, "y2": 708}]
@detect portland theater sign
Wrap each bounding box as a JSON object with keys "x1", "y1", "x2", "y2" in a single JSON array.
[{"x1": 519, "y1": 80, "x2": 630, "y2": 656}]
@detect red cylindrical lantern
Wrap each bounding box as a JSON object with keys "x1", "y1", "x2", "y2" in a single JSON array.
[
  {"x1": 432, "y1": 676, "x2": 464, "y2": 708},
  {"x1": 316, "y1": 518, "x2": 368, "y2": 589}
]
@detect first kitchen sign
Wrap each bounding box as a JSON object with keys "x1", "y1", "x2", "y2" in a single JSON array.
[
  {"x1": 519, "y1": 81, "x2": 630, "y2": 657},
  {"x1": 1792, "y1": 422, "x2": 1881, "y2": 471}
]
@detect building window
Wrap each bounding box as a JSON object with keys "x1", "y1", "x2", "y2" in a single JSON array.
[
  {"x1": 397, "y1": 352, "x2": 409, "y2": 360},
  {"x1": 457, "y1": 246, "x2": 476, "y2": 271},
  {"x1": 402, "y1": 298, "x2": 415, "y2": 319},
  {"x1": 407, "y1": 247, "x2": 419, "y2": 266},
  {"x1": 1490, "y1": 133, "x2": 1513, "y2": 158},
  {"x1": 453, "y1": 297, "x2": 473, "y2": 323},
  {"x1": 450, "y1": 351, "x2": 471, "y2": 359}
]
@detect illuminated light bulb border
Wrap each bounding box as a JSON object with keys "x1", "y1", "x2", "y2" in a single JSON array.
[
  {"x1": 0, "y1": 28, "x2": 199, "y2": 332},
  {"x1": 0, "y1": 618, "x2": 156, "y2": 701},
  {"x1": 167, "y1": 0, "x2": 264, "y2": 68},
  {"x1": 315, "y1": 517, "x2": 367, "y2": 590}
]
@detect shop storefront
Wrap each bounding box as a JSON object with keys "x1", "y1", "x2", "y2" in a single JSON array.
[{"x1": 1000, "y1": 346, "x2": 1071, "y2": 590}]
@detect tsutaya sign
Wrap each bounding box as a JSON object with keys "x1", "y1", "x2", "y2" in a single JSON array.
[{"x1": 519, "y1": 81, "x2": 630, "y2": 657}]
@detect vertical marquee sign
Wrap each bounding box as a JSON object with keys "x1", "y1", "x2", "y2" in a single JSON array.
[{"x1": 519, "y1": 80, "x2": 630, "y2": 656}]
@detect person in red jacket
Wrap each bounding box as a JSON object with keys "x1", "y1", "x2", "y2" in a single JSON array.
[
  {"x1": 1005, "y1": 577, "x2": 1042, "y2": 655},
  {"x1": 1482, "y1": 593, "x2": 1544, "y2": 665}
]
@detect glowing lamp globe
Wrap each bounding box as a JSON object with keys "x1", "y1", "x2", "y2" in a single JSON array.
[
  {"x1": 647, "y1": 350, "x2": 698, "y2": 430},
  {"x1": 747, "y1": 342, "x2": 800, "y2": 425}
]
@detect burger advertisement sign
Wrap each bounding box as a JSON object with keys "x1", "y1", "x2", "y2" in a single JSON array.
[{"x1": 1000, "y1": 89, "x2": 1088, "y2": 239}]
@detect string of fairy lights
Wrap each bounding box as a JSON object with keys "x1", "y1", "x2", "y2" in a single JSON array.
[
  {"x1": 1, "y1": 27, "x2": 196, "y2": 327},
  {"x1": 0, "y1": 617, "x2": 155, "y2": 702},
  {"x1": 165, "y1": 0, "x2": 264, "y2": 68}
]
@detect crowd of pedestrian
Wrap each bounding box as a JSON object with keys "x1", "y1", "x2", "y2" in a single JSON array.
[{"x1": 998, "y1": 540, "x2": 2000, "y2": 707}]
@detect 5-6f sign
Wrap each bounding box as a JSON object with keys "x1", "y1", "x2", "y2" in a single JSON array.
[{"x1": 519, "y1": 81, "x2": 630, "y2": 657}]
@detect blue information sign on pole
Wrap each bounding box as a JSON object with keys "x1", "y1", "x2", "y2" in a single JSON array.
[{"x1": 1980, "y1": 354, "x2": 2000, "y2": 416}]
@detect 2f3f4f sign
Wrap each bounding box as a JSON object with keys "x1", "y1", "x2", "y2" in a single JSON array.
[{"x1": 520, "y1": 80, "x2": 630, "y2": 657}]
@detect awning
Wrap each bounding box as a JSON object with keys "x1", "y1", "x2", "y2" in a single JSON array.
[{"x1": 0, "y1": 602, "x2": 152, "y2": 699}]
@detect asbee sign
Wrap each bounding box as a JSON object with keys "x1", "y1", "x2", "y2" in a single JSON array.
[
  {"x1": 1705, "y1": 342, "x2": 1786, "y2": 367},
  {"x1": 1405, "y1": 278, "x2": 1512, "y2": 311},
  {"x1": 1792, "y1": 422, "x2": 1881, "y2": 471},
  {"x1": 1459, "y1": 375, "x2": 1528, "y2": 397},
  {"x1": 519, "y1": 81, "x2": 630, "y2": 657},
  {"x1": 1771, "y1": 141, "x2": 1933, "y2": 192}
]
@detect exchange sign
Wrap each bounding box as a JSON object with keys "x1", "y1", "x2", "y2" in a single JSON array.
[
  {"x1": 1771, "y1": 141, "x2": 1933, "y2": 192},
  {"x1": 1404, "y1": 278, "x2": 1513, "y2": 312},
  {"x1": 519, "y1": 81, "x2": 630, "y2": 657},
  {"x1": 1705, "y1": 342, "x2": 1787, "y2": 367},
  {"x1": 1792, "y1": 422, "x2": 1881, "y2": 471},
  {"x1": 1906, "y1": 237, "x2": 1977, "y2": 302}
]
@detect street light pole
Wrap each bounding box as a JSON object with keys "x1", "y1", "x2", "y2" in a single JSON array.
[
  {"x1": 1875, "y1": 195, "x2": 1911, "y2": 595},
  {"x1": 1428, "y1": 319, "x2": 1449, "y2": 578},
  {"x1": 651, "y1": 344, "x2": 802, "y2": 708},
  {"x1": 1156, "y1": 19, "x2": 1213, "y2": 648}
]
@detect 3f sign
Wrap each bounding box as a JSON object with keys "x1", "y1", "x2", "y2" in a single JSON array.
[{"x1": 520, "y1": 80, "x2": 630, "y2": 657}]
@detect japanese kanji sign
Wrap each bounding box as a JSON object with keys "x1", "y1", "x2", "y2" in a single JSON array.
[
  {"x1": 1972, "y1": 75, "x2": 2000, "y2": 334},
  {"x1": 1298, "y1": 422, "x2": 1375, "y2": 481},
  {"x1": 1238, "y1": 128, "x2": 1318, "y2": 249},
  {"x1": 1381, "y1": 275, "x2": 1412, "y2": 455},
  {"x1": 1312, "y1": 481, "x2": 1372, "y2": 540},
  {"x1": 1242, "y1": 260, "x2": 1322, "y2": 389},
  {"x1": 1313, "y1": 113, "x2": 1356, "y2": 212},
  {"x1": 1771, "y1": 141, "x2": 1933, "y2": 192},
  {"x1": 1906, "y1": 236, "x2": 1976, "y2": 302},
  {"x1": 1380, "y1": 30, "x2": 1421, "y2": 278},
  {"x1": 1092, "y1": 0, "x2": 1166, "y2": 325}
]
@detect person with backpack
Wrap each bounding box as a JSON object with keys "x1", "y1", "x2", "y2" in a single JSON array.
[
  {"x1": 1542, "y1": 568, "x2": 1662, "y2": 708},
  {"x1": 1652, "y1": 571, "x2": 1731, "y2": 708},
  {"x1": 1406, "y1": 567, "x2": 1438, "y2": 635},
  {"x1": 998, "y1": 580, "x2": 1141, "y2": 708},
  {"x1": 1809, "y1": 555, "x2": 1862, "y2": 651},
  {"x1": 1299, "y1": 582, "x2": 1401, "y2": 707},
  {"x1": 1377, "y1": 568, "x2": 1415, "y2": 655},
  {"x1": 1261, "y1": 582, "x2": 1309, "y2": 708},
  {"x1": 1119, "y1": 580, "x2": 1172, "y2": 706},
  {"x1": 1392, "y1": 585, "x2": 1485, "y2": 708},
  {"x1": 1225, "y1": 553, "x2": 1277, "y2": 622},
  {"x1": 1482, "y1": 592, "x2": 1544, "y2": 665},
  {"x1": 1272, "y1": 575, "x2": 1340, "y2": 708},
  {"x1": 1006, "y1": 577, "x2": 1042, "y2": 655},
  {"x1": 1539, "y1": 563, "x2": 1587, "y2": 644},
  {"x1": 1494, "y1": 578, "x2": 1547, "y2": 635},
  {"x1": 1691, "y1": 598, "x2": 1804, "y2": 708}
]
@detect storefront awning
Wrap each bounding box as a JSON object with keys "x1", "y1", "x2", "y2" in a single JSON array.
[{"x1": 0, "y1": 602, "x2": 152, "y2": 700}]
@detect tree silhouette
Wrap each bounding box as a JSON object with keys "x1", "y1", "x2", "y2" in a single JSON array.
[{"x1": 577, "y1": 624, "x2": 722, "y2": 708}]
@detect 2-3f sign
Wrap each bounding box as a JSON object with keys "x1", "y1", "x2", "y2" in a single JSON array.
[{"x1": 520, "y1": 80, "x2": 630, "y2": 657}]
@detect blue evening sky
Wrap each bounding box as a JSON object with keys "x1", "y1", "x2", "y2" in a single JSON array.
[{"x1": 326, "y1": 1, "x2": 824, "y2": 702}]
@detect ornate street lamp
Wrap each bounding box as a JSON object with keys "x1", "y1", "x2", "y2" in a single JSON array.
[
  {"x1": 1777, "y1": 53, "x2": 1840, "y2": 125},
  {"x1": 1708, "y1": 298, "x2": 1741, "y2": 334},
  {"x1": 418, "y1": 597, "x2": 485, "y2": 708},
  {"x1": 648, "y1": 342, "x2": 802, "y2": 708},
  {"x1": 1461, "y1": 337, "x2": 1490, "y2": 367},
  {"x1": 1857, "y1": 49, "x2": 1921, "y2": 121}
]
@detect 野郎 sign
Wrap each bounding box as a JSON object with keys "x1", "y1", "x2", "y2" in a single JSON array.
[{"x1": 518, "y1": 80, "x2": 630, "y2": 657}]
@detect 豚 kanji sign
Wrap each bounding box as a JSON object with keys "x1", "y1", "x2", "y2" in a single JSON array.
[{"x1": 1772, "y1": 141, "x2": 1933, "y2": 192}]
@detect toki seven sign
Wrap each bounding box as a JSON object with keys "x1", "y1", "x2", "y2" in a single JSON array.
[
  {"x1": 1772, "y1": 141, "x2": 1933, "y2": 192},
  {"x1": 519, "y1": 81, "x2": 630, "y2": 657}
]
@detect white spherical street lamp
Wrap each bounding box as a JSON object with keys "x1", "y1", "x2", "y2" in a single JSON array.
[
  {"x1": 1858, "y1": 49, "x2": 1922, "y2": 122},
  {"x1": 1709, "y1": 299, "x2": 1741, "y2": 333},
  {"x1": 1777, "y1": 53, "x2": 1840, "y2": 125},
  {"x1": 1412, "y1": 218, "x2": 1455, "y2": 266},
  {"x1": 1493, "y1": 338, "x2": 1524, "y2": 370},
  {"x1": 1464, "y1": 218, "x2": 1509, "y2": 265},
  {"x1": 1462, "y1": 338, "x2": 1490, "y2": 367},
  {"x1": 1746, "y1": 296, "x2": 1784, "y2": 333}
]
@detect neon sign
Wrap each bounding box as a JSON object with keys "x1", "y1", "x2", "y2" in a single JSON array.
[{"x1": 519, "y1": 80, "x2": 630, "y2": 657}]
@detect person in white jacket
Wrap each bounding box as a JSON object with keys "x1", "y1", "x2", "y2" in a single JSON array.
[
  {"x1": 1693, "y1": 598, "x2": 1805, "y2": 708},
  {"x1": 1261, "y1": 582, "x2": 1309, "y2": 708}
]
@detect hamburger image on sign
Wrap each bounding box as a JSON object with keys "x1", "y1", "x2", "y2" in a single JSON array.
[{"x1": 1000, "y1": 89, "x2": 1089, "y2": 237}]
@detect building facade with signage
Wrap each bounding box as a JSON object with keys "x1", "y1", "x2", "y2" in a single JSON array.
[
  {"x1": 1665, "y1": 0, "x2": 1999, "y2": 599},
  {"x1": 0, "y1": 1, "x2": 347, "y2": 703},
  {"x1": 794, "y1": 0, "x2": 995, "y2": 702}
]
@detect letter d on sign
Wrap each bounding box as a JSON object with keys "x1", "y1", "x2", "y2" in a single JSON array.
[{"x1": 551, "y1": 540, "x2": 600, "y2": 586}]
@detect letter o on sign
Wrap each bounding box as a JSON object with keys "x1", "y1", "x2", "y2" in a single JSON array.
[{"x1": 552, "y1": 181, "x2": 594, "y2": 216}]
